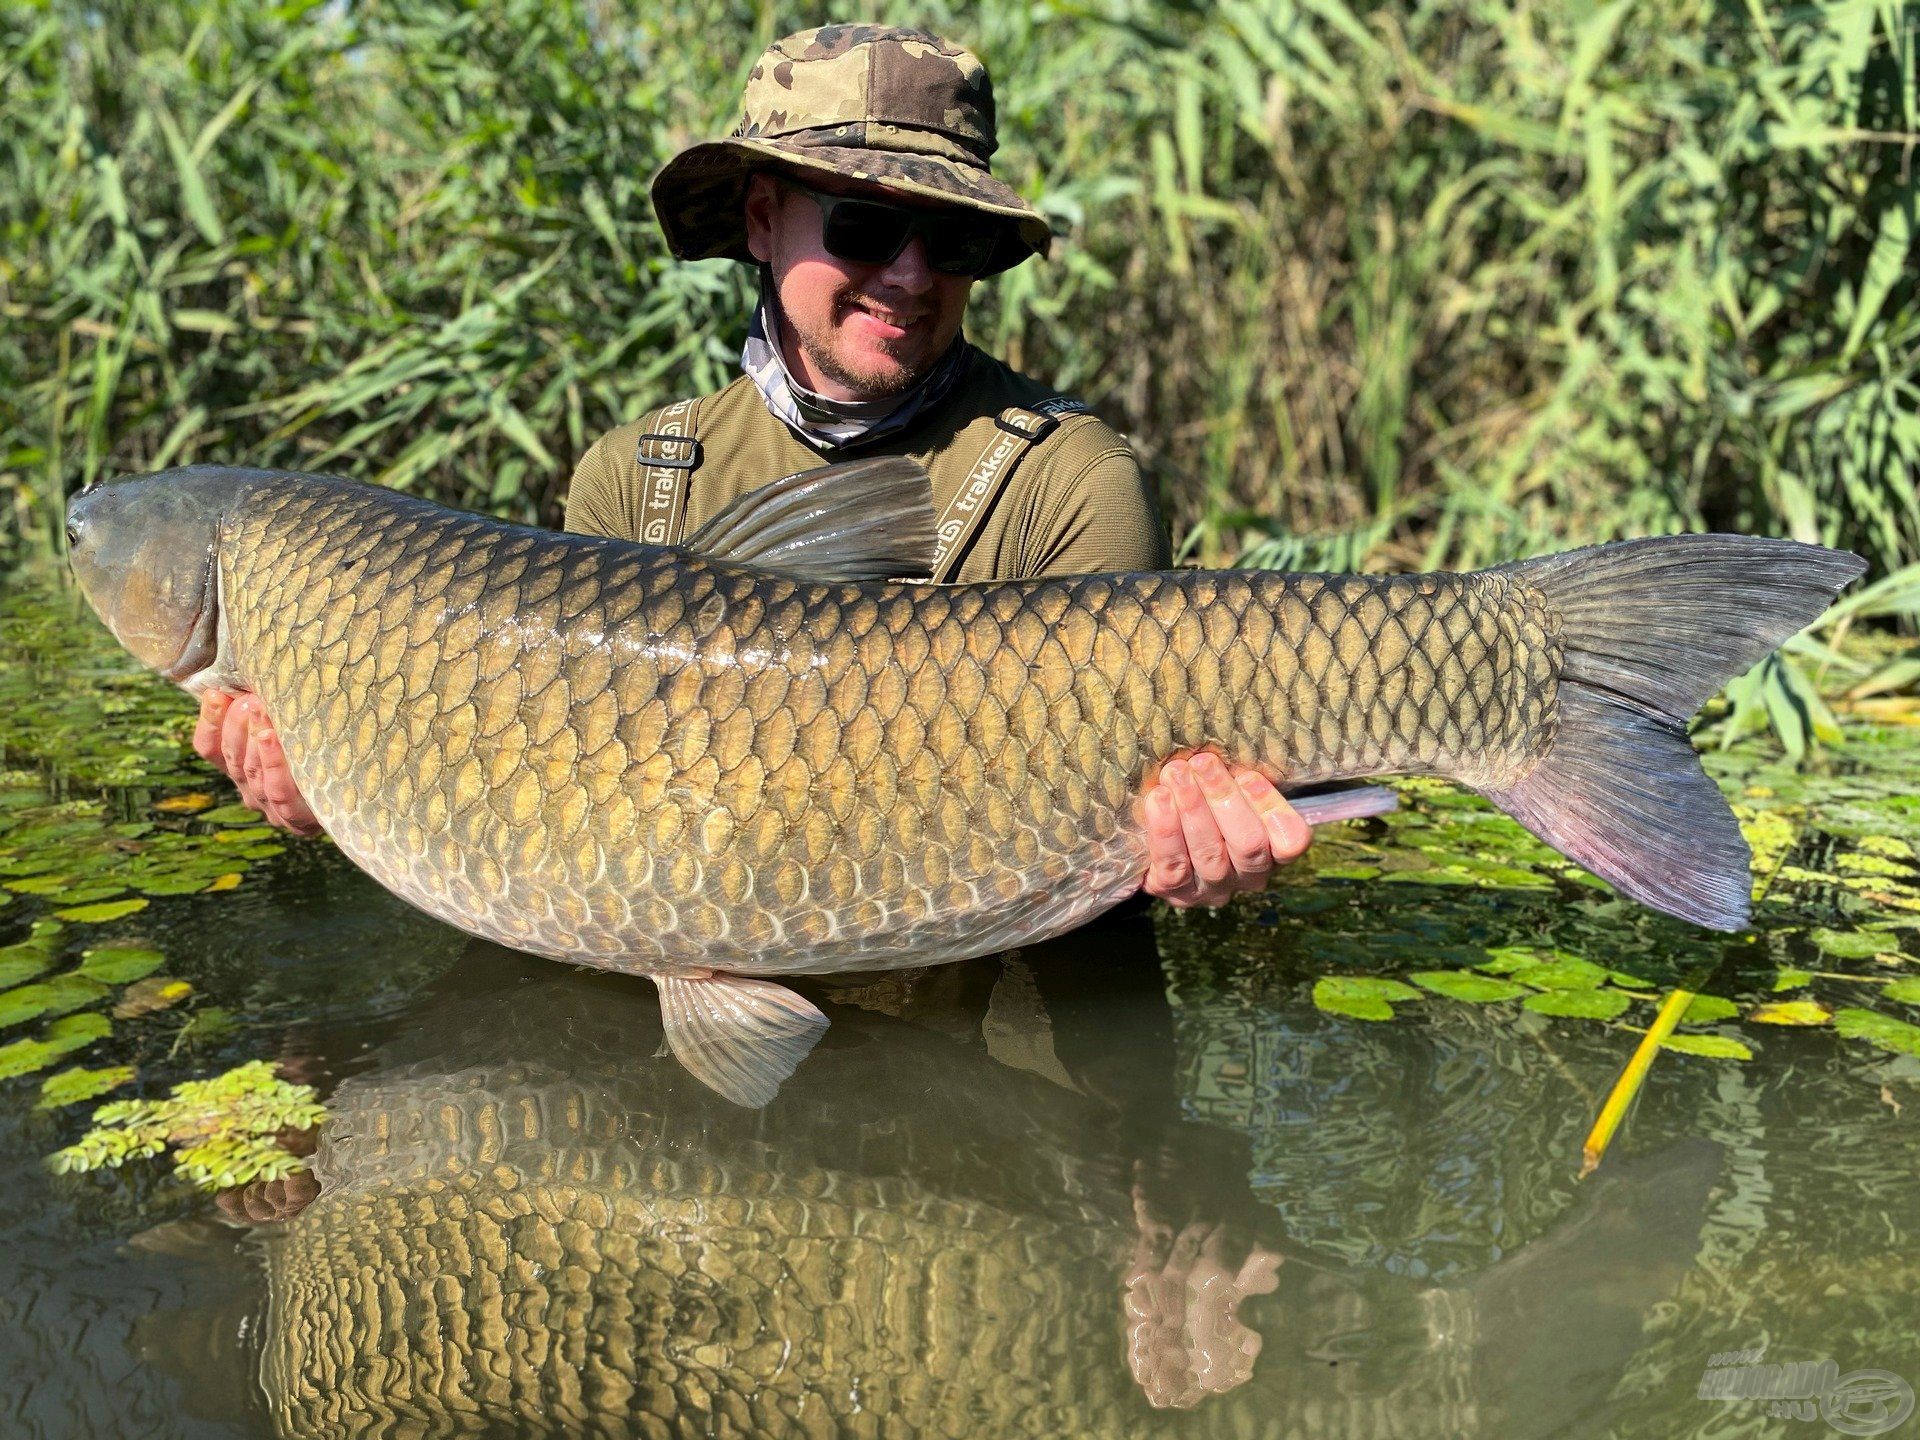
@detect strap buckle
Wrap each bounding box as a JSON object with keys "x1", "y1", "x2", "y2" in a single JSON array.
[
  {"x1": 994, "y1": 408, "x2": 1060, "y2": 443},
  {"x1": 635, "y1": 433, "x2": 702, "y2": 471}
]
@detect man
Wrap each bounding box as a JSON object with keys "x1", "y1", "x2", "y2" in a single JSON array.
[{"x1": 195, "y1": 24, "x2": 1309, "y2": 908}]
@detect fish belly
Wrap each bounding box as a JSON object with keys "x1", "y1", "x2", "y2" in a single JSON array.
[{"x1": 223, "y1": 485, "x2": 1559, "y2": 979}]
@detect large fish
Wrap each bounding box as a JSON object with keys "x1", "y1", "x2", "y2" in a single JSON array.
[{"x1": 66, "y1": 462, "x2": 1861, "y2": 1101}]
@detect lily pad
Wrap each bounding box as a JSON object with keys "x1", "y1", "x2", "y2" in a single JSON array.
[
  {"x1": 77, "y1": 947, "x2": 165, "y2": 984},
  {"x1": 1659, "y1": 1034, "x2": 1754, "y2": 1061},
  {"x1": 132, "y1": 873, "x2": 219, "y2": 897},
  {"x1": 1750, "y1": 999, "x2": 1832, "y2": 1026},
  {"x1": 197, "y1": 804, "x2": 264, "y2": 826},
  {"x1": 1519, "y1": 958, "x2": 1611, "y2": 992},
  {"x1": 1773, "y1": 968, "x2": 1814, "y2": 991},
  {"x1": 0, "y1": 974, "x2": 109, "y2": 1028},
  {"x1": 1680, "y1": 995, "x2": 1739, "y2": 1025},
  {"x1": 1832, "y1": 1008, "x2": 1920, "y2": 1057},
  {"x1": 53, "y1": 898, "x2": 148, "y2": 924},
  {"x1": 1409, "y1": 971, "x2": 1527, "y2": 1003},
  {"x1": 205, "y1": 873, "x2": 243, "y2": 893},
  {"x1": 5, "y1": 874, "x2": 76, "y2": 895},
  {"x1": 0, "y1": 1039, "x2": 61, "y2": 1080},
  {"x1": 36, "y1": 1064, "x2": 135, "y2": 1110},
  {"x1": 49, "y1": 883, "x2": 131, "y2": 906},
  {"x1": 113, "y1": 977, "x2": 193, "y2": 1019},
  {"x1": 1811, "y1": 927, "x2": 1900, "y2": 959},
  {"x1": 1478, "y1": 946, "x2": 1552, "y2": 974},
  {"x1": 1882, "y1": 978, "x2": 1920, "y2": 1006},
  {"x1": 1317, "y1": 864, "x2": 1382, "y2": 880},
  {"x1": 0, "y1": 948, "x2": 55, "y2": 989},
  {"x1": 1313, "y1": 976, "x2": 1420, "y2": 1021},
  {"x1": 152, "y1": 793, "x2": 215, "y2": 814},
  {"x1": 46, "y1": 1012, "x2": 111, "y2": 1046},
  {"x1": 0, "y1": 1012, "x2": 110, "y2": 1079},
  {"x1": 1523, "y1": 988, "x2": 1630, "y2": 1020},
  {"x1": 212, "y1": 827, "x2": 278, "y2": 844}
]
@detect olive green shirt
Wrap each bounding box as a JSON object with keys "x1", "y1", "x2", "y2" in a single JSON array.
[{"x1": 563, "y1": 345, "x2": 1170, "y2": 580}]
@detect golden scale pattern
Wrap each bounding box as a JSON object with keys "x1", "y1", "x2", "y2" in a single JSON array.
[
  {"x1": 222, "y1": 478, "x2": 1562, "y2": 978},
  {"x1": 263, "y1": 1064, "x2": 1131, "y2": 1440}
]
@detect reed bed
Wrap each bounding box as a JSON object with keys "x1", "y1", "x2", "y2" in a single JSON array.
[{"x1": 3, "y1": 0, "x2": 1916, "y2": 590}]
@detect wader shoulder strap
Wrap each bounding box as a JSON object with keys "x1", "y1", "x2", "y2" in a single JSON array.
[
  {"x1": 632, "y1": 397, "x2": 701, "y2": 545},
  {"x1": 929, "y1": 397, "x2": 1090, "y2": 582}
]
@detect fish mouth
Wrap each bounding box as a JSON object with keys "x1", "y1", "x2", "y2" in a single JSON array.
[{"x1": 158, "y1": 546, "x2": 220, "y2": 684}]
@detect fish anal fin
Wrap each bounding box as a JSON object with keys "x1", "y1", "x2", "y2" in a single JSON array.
[{"x1": 656, "y1": 972, "x2": 828, "y2": 1107}]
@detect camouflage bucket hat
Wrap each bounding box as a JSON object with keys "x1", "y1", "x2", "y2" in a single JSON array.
[{"x1": 651, "y1": 25, "x2": 1052, "y2": 275}]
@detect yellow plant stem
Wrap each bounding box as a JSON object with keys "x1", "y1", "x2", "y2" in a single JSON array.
[{"x1": 1581, "y1": 987, "x2": 1697, "y2": 1179}]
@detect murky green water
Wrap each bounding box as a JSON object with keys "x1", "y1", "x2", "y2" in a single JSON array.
[{"x1": 1, "y1": 572, "x2": 1917, "y2": 1439}]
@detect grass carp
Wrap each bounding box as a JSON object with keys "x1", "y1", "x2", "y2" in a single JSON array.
[{"x1": 66, "y1": 461, "x2": 1862, "y2": 1102}]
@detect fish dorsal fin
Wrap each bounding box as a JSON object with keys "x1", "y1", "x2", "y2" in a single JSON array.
[
  {"x1": 655, "y1": 972, "x2": 828, "y2": 1107},
  {"x1": 680, "y1": 456, "x2": 935, "y2": 581}
]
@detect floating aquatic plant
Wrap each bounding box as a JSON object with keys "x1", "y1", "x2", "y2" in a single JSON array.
[
  {"x1": 48, "y1": 1061, "x2": 326, "y2": 1190},
  {"x1": 36, "y1": 1064, "x2": 134, "y2": 1110},
  {"x1": 1311, "y1": 976, "x2": 1419, "y2": 1021},
  {"x1": 112, "y1": 976, "x2": 193, "y2": 1019},
  {"x1": 0, "y1": 1013, "x2": 110, "y2": 1081}
]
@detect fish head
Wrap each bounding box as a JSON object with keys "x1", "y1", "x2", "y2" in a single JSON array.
[{"x1": 66, "y1": 466, "x2": 267, "y2": 687}]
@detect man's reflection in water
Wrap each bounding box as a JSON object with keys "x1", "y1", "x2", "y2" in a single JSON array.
[
  {"x1": 968, "y1": 912, "x2": 1288, "y2": 1409},
  {"x1": 810, "y1": 907, "x2": 1291, "y2": 1410},
  {"x1": 160, "y1": 908, "x2": 1722, "y2": 1440}
]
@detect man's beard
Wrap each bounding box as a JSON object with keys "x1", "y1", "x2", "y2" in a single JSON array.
[{"x1": 774, "y1": 290, "x2": 935, "y2": 399}]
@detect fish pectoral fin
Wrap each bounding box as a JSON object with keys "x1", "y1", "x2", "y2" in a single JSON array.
[
  {"x1": 678, "y1": 456, "x2": 935, "y2": 581},
  {"x1": 655, "y1": 973, "x2": 828, "y2": 1107}
]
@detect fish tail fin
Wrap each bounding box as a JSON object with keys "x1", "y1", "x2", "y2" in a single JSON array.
[{"x1": 1479, "y1": 535, "x2": 1864, "y2": 930}]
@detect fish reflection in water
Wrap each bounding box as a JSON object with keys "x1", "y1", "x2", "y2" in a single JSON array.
[{"x1": 146, "y1": 913, "x2": 1723, "y2": 1439}]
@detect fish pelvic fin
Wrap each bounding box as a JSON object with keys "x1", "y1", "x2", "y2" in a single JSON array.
[
  {"x1": 680, "y1": 456, "x2": 935, "y2": 581},
  {"x1": 1283, "y1": 783, "x2": 1399, "y2": 826},
  {"x1": 1482, "y1": 535, "x2": 1865, "y2": 931},
  {"x1": 656, "y1": 972, "x2": 828, "y2": 1107}
]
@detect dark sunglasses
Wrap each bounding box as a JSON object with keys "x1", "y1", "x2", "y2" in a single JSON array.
[{"x1": 778, "y1": 177, "x2": 1010, "y2": 278}]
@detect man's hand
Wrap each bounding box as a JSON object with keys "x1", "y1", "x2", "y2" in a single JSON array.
[
  {"x1": 192, "y1": 690, "x2": 324, "y2": 837},
  {"x1": 1139, "y1": 753, "x2": 1309, "y2": 908}
]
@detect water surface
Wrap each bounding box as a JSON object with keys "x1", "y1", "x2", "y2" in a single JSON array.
[{"x1": 1, "y1": 575, "x2": 1916, "y2": 1439}]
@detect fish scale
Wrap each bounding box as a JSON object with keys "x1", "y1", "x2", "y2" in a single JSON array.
[{"x1": 219, "y1": 477, "x2": 1558, "y2": 980}]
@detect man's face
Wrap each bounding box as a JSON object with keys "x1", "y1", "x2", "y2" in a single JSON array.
[{"x1": 745, "y1": 173, "x2": 975, "y2": 402}]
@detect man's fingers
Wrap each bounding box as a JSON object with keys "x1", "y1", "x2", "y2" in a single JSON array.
[
  {"x1": 1140, "y1": 787, "x2": 1198, "y2": 905},
  {"x1": 1163, "y1": 1220, "x2": 1216, "y2": 1279},
  {"x1": 1164, "y1": 760, "x2": 1235, "y2": 897},
  {"x1": 193, "y1": 690, "x2": 232, "y2": 764},
  {"x1": 194, "y1": 688, "x2": 319, "y2": 834},
  {"x1": 219, "y1": 693, "x2": 260, "y2": 781},
  {"x1": 250, "y1": 723, "x2": 323, "y2": 836},
  {"x1": 1139, "y1": 756, "x2": 1308, "y2": 907},
  {"x1": 1236, "y1": 769, "x2": 1312, "y2": 864},
  {"x1": 252, "y1": 724, "x2": 300, "y2": 808},
  {"x1": 1192, "y1": 753, "x2": 1272, "y2": 887}
]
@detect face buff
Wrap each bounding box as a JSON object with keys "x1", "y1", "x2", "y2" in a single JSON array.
[{"x1": 741, "y1": 280, "x2": 969, "y2": 451}]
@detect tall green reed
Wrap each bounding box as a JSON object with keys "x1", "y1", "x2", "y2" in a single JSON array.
[{"x1": 2, "y1": 0, "x2": 1915, "y2": 592}]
